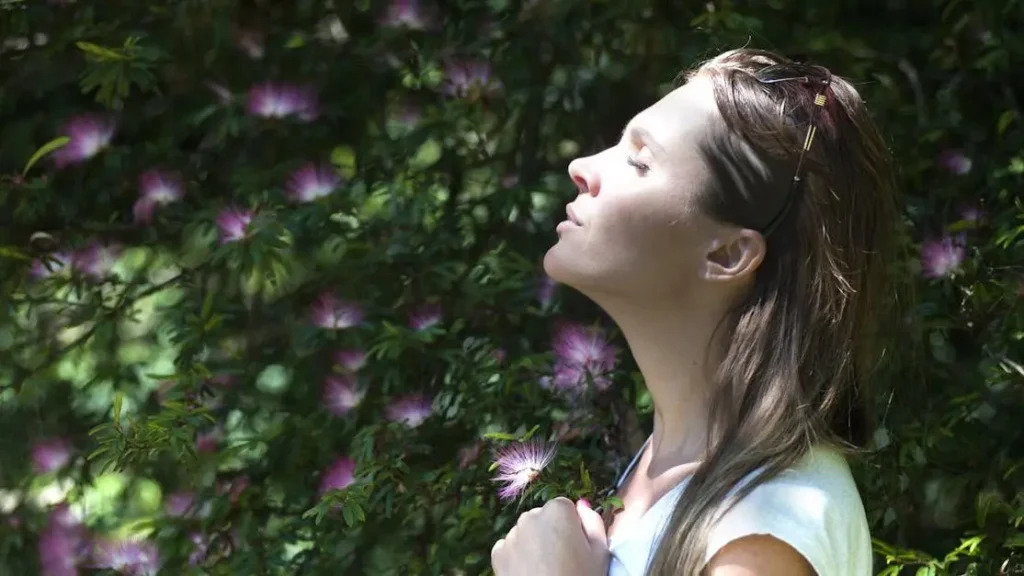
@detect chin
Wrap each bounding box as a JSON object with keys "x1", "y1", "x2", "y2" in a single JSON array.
[{"x1": 543, "y1": 243, "x2": 603, "y2": 295}]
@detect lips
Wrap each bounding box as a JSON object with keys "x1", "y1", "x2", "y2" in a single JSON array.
[{"x1": 566, "y1": 205, "x2": 582, "y2": 226}]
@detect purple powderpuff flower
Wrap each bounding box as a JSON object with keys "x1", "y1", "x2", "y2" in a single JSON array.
[
  {"x1": 938, "y1": 149, "x2": 972, "y2": 176},
  {"x1": 52, "y1": 114, "x2": 116, "y2": 168},
  {"x1": 33, "y1": 438, "x2": 72, "y2": 474},
  {"x1": 187, "y1": 533, "x2": 210, "y2": 566},
  {"x1": 386, "y1": 394, "x2": 433, "y2": 427},
  {"x1": 491, "y1": 440, "x2": 557, "y2": 501},
  {"x1": 537, "y1": 274, "x2": 557, "y2": 308},
  {"x1": 311, "y1": 292, "x2": 364, "y2": 329},
  {"x1": 39, "y1": 506, "x2": 89, "y2": 576},
  {"x1": 215, "y1": 206, "x2": 254, "y2": 244},
  {"x1": 959, "y1": 203, "x2": 985, "y2": 224},
  {"x1": 408, "y1": 302, "x2": 442, "y2": 331},
  {"x1": 441, "y1": 60, "x2": 499, "y2": 98},
  {"x1": 133, "y1": 169, "x2": 184, "y2": 224},
  {"x1": 164, "y1": 491, "x2": 196, "y2": 518},
  {"x1": 380, "y1": 0, "x2": 433, "y2": 29},
  {"x1": 31, "y1": 252, "x2": 73, "y2": 279},
  {"x1": 544, "y1": 322, "x2": 619, "y2": 393},
  {"x1": 323, "y1": 375, "x2": 364, "y2": 416},
  {"x1": 195, "y1": 429, "x2": 220, "y2": 454},
  {"x1": 334, "y1": 348, "x2": 367, "y2": 372},
  {"x1": 287, "y1": 163, "x2": 341, "y2": 203},
  {"x1": 91, "y1": 537, "x2": 160, "y2": 575},
  {"x1": 246, "y1": 82, "x2": 318, "y2": 122},
  {"x1": 921, "y1": 234, "x2": 966, "y2": 279},
  {"x1": 74, "y1": 242, "x2": 122, "y2": 280},
  {"x1": 318, "y1": 457, "x2": 356, "y2": 497}
]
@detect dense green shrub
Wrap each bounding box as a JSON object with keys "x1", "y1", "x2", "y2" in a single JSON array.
[{"x1": 0, "y1": 1, "x2": 1021, "y2": 574}]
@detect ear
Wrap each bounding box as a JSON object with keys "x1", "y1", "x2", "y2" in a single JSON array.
[{"x1": 702, "y1": 228, "x2": 765, "y2": 283}]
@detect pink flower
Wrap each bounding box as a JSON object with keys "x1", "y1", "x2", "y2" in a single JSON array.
[
  {"x1": 74, "y1": 242, "x2": 122, "y2": 279},
  {"x1": 323, "y1": 375, "x2": 364, "y2": 416},
  {"x1": 133, "y1": 169, "x2": 184, "y2": 224},
  {"x1": 441, "y1": 60, "x2": 499, "y2": 98},
  {"x1": 921, "y1": 235, "x2": 966, "y2": 279},
  {"x1": 334, "y1": 348, "x2": 367, "y2": 372},
  {"x1": 493, "y1": 348, "x2": 507, "y2": 365},
  {"x1": 938, "y1": 149, "x2": 972, "y2": 175},
  {"x1": 409, "y1": 302, "x2": 442, "y2": 331},
  {"x1": 39, "y1": 506, "x2": 89, "y2": 576},
  {"x1": 164, "y1": 491, "x2": 196, "y2": 517},
  {"x1": 195, "y1": 429, "x2": 220, "y2": 454},
  {"x1": 52, "y1": 114, "x2": 116, "y2": 168},
  {"x1": 246, "y1": 82, "x2": 318, "y2": 122},
  {"x1": 311, "y1": 292, "x2": 364, "y2": 329},
  {"x1": 537, "y1": 274, "x2": 557, "y2": 308},
  {"x1": 318, "y1": 457, "x2": 356, "y2": 497},
  {"x1": 543, "y1": 323, "x2": 619, "y2": 393},
  {"x1": 31, "y1": 252, "x2": 73, "y2": 279},
  {"x1": 492, "y1": 440, "x2": 557, "y2": 501},
  {"x1": 386, "y1": 394, "x2": 433, "y2": 427},
  {"x1": 91, "y1": 537, "x2": 160, "y2": 575},
  {"x1": 216, "y1": 476, "x2": 249, "y2": 503},
  {"x1": 380, "y1": 0, "x2": 433, "y2": 29},
  {"x1": 33, "y1": 438, "x2": 72, "y2": 474},
  {"x1": 287, "y1": 163, "x2": 341, "y2": 202},
  {"x1": 215, "y1": 206, "x2": 254, "y2": 244},
  {"x1": 959, "y1": 203, "x2": 984, "y2": 224}
]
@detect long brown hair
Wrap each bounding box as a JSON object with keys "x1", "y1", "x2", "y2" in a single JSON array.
[{"x1": 646, "y1": 49, "x2": 900, "y2": 575}]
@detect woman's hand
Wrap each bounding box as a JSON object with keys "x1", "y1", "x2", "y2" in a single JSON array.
[{"x1": 491, "y1": 497, "x2": 609, "y2": 576}]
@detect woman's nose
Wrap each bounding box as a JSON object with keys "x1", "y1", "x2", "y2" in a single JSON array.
[{"x1": 568, "y1": 157, "x2": 600, "y2": 197}]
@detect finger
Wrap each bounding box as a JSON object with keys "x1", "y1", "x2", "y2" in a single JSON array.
[
  {"x1": 576, "y1": 498, "x2": 608, "y2": 551},
  {"x1": 517, "y1": 506, "x2": 541, "y2": 526},
  {"x1": 490, "y1": 538, "x2": 505, "y2": 572},
  {"x1": 545, "y1": 496, "x2": 575, "y2": 512}
]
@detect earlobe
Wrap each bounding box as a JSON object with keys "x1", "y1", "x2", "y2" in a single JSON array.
[{"x1": 703, "y1": 231, "x2": 765, "y2": 282}]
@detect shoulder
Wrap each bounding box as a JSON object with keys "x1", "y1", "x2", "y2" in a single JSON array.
[
  {"x1": 705, "y1": 533, "x2": 814, "y2": 576},
  {"x1": 703, "y1": 445, "x2": 872, "y2": 576}
]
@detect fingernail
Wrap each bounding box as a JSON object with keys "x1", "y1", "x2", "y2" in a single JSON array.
[{"x1": 577, "y1": 498, "x2": 591, "y2": 509}]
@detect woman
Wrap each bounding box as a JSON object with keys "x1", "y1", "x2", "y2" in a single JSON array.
[{"x1": 491, "y1": 48, "x2": 899, "y2": 576}]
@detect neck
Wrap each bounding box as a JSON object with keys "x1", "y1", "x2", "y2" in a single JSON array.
[{"x1": 597, "y1": 290, "x2": 730, "y2": 477}]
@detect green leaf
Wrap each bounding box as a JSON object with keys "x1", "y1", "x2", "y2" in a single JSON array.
[
  {"x1": 998, "y1": 110, "x2": 1016, "y2": 135},
  {"x1": 482, "y1": 431, "x2": 518, "y2": 441},
  {"x1": 409, "y1": 138, "x2": 443, "y2": 169},
  {"x1": 76, "y1": 41, "x2": 129, "y2": 60},
  {"x1": 0, "y1": 245, "x2": 32, "y2": 261},
  {"x1": 113, "y1": 393, "x2": 123, "y2": 428},
  {"x1": 22, "y1": 137, "x2": 70, "y2": 176}
]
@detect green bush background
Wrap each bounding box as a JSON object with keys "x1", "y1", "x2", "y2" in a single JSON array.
[{"x1": 1, "y1": 0, "x2": 1022, "y2": 574}]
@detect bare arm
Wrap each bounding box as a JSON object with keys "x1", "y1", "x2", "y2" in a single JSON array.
[{"x1": 704, "y1": 534, "x2": 816, "y2": 576}]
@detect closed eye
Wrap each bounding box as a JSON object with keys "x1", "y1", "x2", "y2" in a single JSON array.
[{"x1": 626, "y1": 156, "x2": 650, "y2": 175}]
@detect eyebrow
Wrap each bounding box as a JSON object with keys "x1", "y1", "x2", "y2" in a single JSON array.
[{"x1": 622, "y1": 124, "x2": 665, "y2": 155}]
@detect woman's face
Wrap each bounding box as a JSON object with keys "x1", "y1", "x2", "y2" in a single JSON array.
[{"x1": 544, "y1": 74, "x2": 743, "y2": 300}]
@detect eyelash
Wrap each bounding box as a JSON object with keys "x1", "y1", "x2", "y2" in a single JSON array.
[{"x1": 626, "y1": 156, "x2": 650, "y2": 174}]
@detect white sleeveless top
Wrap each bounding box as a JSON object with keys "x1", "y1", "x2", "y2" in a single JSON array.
[{"x1": 607, "y1": 437, "x2": 873, "y2": 576}]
